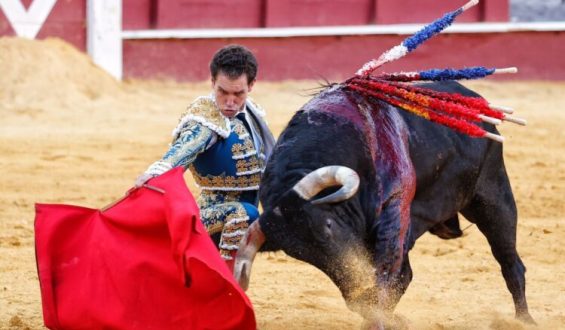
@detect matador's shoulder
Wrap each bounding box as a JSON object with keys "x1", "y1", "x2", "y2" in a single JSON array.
[
  {"x1": 245, "y1": 97, "x2": 267, "y2": 118},
  {"x1": 172, "y1": 95, "x2": 231, "y2": 139}
]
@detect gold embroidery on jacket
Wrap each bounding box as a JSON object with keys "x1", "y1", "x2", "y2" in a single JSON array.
[
  {"x1": 231, "y1": 139, "x2": 255, "y2": 156},
  {"x1": 178, "y1": 97, "x2": 229, "y2": 135},
  {"x1": 189, "y1": 167, "x2": 261, "y2": 190},
  {"x1": 233, "y1": 122, "x2": 248, "y2": 137},
  {"x1": 236, "y1": 157, "x2": 260, "y2": 173}
]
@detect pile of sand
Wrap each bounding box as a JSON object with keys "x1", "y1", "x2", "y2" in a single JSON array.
[
  {"x1": 0, "y1": 37, "x2": 194, "y2": 137},
  {"x1": 0, "y1": 37, "x2": 121, "y2": 111}
]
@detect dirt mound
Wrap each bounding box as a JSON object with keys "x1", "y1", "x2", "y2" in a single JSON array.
[{"x1": 0, "y1": 37, "x2": 121, "y2": 111}]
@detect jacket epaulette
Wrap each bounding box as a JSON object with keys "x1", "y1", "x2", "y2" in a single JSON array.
[{"x1": 172, "y1": 95, "x2": 231, "y2": 140}]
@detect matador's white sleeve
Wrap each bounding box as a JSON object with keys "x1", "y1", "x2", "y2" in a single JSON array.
[{"x1": 144, "y1": 121, "x2": 215, "y2": 177}]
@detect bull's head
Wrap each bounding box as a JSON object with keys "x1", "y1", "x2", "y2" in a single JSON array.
[{"x1": 234, "y1": 165, "x2": 364, "y2": 291}]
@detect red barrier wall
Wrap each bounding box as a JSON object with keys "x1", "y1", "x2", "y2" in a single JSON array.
[
  {"x1": 265, "y1": 0, "x2": 374, "y2": 27},
  {"x1": 157, "y1": 0, "x2": 264, "y2": 29},
  {"x1": 122, "y1": 31, "x2": 565, "y2": 81},
  {"x1": 0, "y1": 0, "x2": 509, "y2": 50},
  {"x1": 376, "y1": 0, "x2": 480, "y2": 24},
  {"x1": 3, "y1": 0, "x2": 564, "y2": 80},
  {"x1": 121, "y1": 0, "x2": 508, "y2": 29},
  {"x1": 0, "y1": 0, "x2": 86, "y2": 50},
  {"x1": 123, "y1": 0, "x2": 153, "y2": 29}
]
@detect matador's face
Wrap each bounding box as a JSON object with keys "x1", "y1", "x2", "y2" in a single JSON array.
[{"x1": 212, "y1": 72, "x2": 255, "y2": 118}]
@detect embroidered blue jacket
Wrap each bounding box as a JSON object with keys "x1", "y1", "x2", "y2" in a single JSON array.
[{"x1": 144, "y1": 95, "x2": 275, "y2": 193}]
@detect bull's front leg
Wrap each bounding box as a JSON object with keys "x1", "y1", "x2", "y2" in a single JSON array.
[{"x1": 366, "y1": 195, "x2": 413, "y2": 329}]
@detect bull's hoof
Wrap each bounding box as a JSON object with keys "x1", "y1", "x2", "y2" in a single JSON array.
[
  {"x1": 361, "y1": 314, "x2": 409, "y2": 330},
  {"x1": 516, "y1": 312, "x2": 537, "y2": 325}
]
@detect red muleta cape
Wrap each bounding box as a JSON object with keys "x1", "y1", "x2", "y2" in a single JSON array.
[{"x1": 34, "y1": 167, "x2": 256, "y2": 329}]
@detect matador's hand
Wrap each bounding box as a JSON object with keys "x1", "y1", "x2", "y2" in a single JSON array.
[{"x1": 134, "y1": 173, "x2": 154, "y2": 188}]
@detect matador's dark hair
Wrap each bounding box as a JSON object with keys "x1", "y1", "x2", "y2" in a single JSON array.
[{"x1": 210, "y1": 44, "x2": 258, "y2": 84}]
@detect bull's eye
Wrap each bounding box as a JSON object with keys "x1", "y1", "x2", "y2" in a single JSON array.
[{"x1": 326, "y1": 218, "x2": 332, "y2": 229}]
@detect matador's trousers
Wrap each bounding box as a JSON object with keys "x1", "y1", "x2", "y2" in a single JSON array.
[{"x1": 197, "y1": 190, "x2": 259, "y2": 260}]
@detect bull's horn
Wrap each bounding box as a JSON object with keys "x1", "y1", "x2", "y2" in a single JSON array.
[
  {"x1": 292, "y1": 166, "x2": 360, "y2": 204},
  {"x1": 234, "y1": 221, "x2": 265, "y2": 291}
]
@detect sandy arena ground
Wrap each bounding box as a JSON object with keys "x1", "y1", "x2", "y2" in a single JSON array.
[{"x1": 0, "y1": 37, "x2": 563, "y2": 329}]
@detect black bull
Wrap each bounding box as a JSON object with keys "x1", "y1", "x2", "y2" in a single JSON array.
[{"x1": 235, "y1": 81, "x2": 534, "y2": 324}]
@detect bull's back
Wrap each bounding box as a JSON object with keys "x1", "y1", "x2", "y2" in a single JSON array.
[{"x1": 399, "y1": 81, "x2": 505, "y2": 238}]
